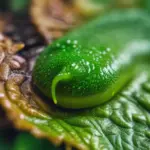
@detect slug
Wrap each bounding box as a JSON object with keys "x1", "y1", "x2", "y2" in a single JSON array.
[{"x1": 33, "y1": 10, "x2": 150, "y2": 109}]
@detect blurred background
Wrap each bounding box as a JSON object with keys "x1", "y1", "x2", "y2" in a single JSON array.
[{"x1": 0, "y1": 0, "x2": 30, "y2": 12}]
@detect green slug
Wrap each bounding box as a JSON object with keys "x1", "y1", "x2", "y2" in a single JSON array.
[{"x1": 33, "y1": 10, "x2": 150, "y2": 109}]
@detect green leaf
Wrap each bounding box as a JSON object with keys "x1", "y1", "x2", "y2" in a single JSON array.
[
  {"x1": 9, "y1": 0, "x2": 30, "y2": 13},
  {"x1": 0, "y1": 68, "x2": 150, "y2": 150},
  {"x1": 13, "y1": 132, "x2": 60, "y2": 150}
]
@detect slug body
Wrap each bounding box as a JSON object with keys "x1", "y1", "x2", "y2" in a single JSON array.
[{"x1": 33, "y1": 10, "x2": 150, "y2": 109}]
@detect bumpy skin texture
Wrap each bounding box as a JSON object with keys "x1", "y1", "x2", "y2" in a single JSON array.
[{"x1": 33, "y1": 10, "x2": 150, "y2": 109}]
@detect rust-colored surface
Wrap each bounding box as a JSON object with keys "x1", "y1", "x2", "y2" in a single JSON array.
[
  {"x1": 30, "y1": 0, "x2": 81, "y2": 43},
  {"x1": 0, "y1": 33, "x2": 48, "y2": 138},
  {"x1": 0, "y1": 14, "x2": 6, "y2": 32},
  {"x1": 0, "y1": 33, "x2": 74, "y2": 148}
]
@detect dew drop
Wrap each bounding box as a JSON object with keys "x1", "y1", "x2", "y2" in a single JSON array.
[
  {"x1": 74, "y1": 40, "x2": 78, "y2": 44},
  {"x1": 75, "y1": 65, "x2": 79, "y2": 69},
  {"x1": 86, "y1": 61, "x2": 90, "y2": 65},
  {"x1": 107, "y1": 48, "x2": 111, "y2": 52},
  {"x1": 102, "y1": 51, "x2": 106, "y2": 55},
  {"x1": 73, "y1": 45, "x2": 77, "y2": 48},
  {"x1": 72, "y1": 63, "x2": 76, "y2": 67},
  {"x1": 78, "y1": 86, "x2": 81, "y2": 90},
  {"x1": 67, "y1": 39, "x2": 71, "y2": 44},
  {"x1": 56, "y1": 43, "x2": 60, "y2": 47}
]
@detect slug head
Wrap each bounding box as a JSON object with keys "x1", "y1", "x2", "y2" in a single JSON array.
[{"x1": 33, "y1": 39, "x2": 120, "y2": 108}]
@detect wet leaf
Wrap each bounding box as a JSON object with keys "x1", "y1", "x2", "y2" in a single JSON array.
[{"x1": 0, "y1": 67, "x2": 150, "y2": 150}]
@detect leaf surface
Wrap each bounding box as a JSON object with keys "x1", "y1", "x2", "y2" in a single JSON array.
[{"x1": 0, "y1": 69, "x2": 150, "y2": 150}]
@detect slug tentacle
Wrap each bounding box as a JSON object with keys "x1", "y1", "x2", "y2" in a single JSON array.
[{"x1": 51, "y1": 71, "x2": 72, "y2": 104}]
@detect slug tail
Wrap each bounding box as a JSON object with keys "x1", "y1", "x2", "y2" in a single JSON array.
[{"x1": 51, "y1": 72, "x2": 72, "y2": 104}]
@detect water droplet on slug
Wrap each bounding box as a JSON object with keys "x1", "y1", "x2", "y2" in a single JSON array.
[{"x1": 67, "y1": 39, "x2": 71, "y2": 44}]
